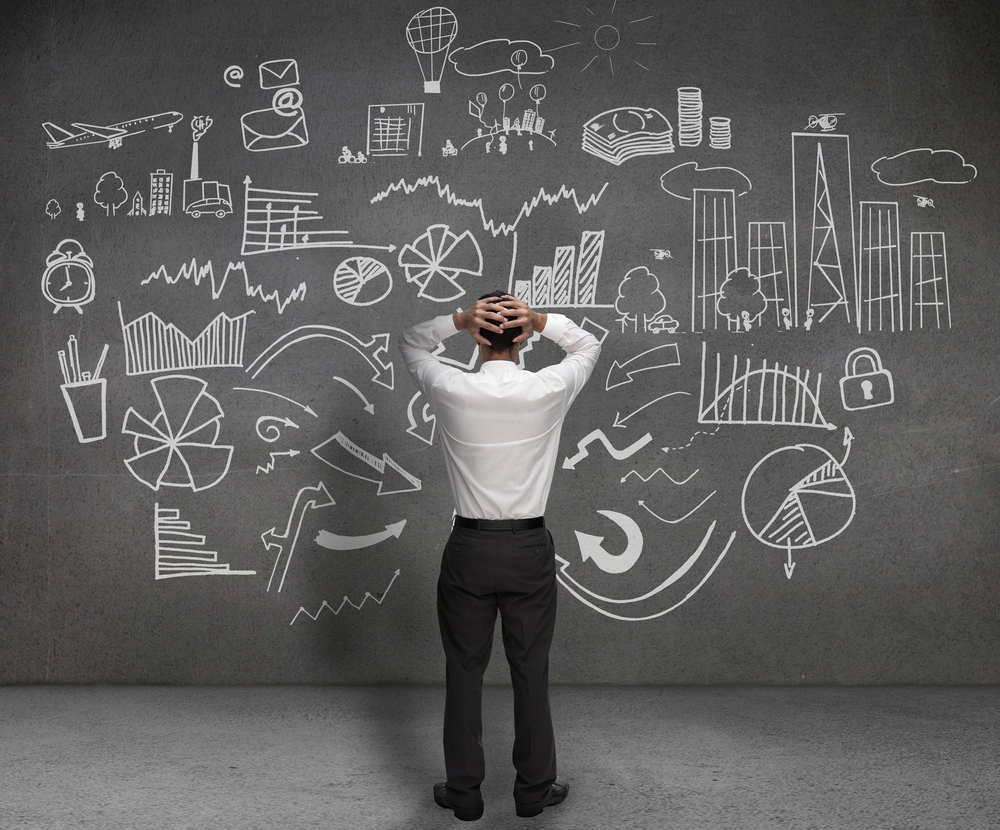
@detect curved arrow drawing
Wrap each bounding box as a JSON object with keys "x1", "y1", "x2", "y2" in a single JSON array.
[
  {"x1": 311, "y1": 431, "x2": 421, "y2": 495},
  {"x1": 605, "y1": 343, "x2": 680, "y2": 390},
  {"x1": 263, "y1": 481, "x2": 336, "y2": 593},
  {"x1": 256, "y1": 415, "x2": 299, "y2": 443},
  {"x1": 245, "y1": 326, "x2": 394, "y2": 389},
  {"x1": 639, "y1": 491, "x2": 716, "y2": 524},
  {"x1": 556, "y1": 524, "x2": 737, "y2": 621},
  {"x1": 334, "y1": 376, "x2": 374, "y2": 414},
  {"x1": 574, "y1": 510, "x2": 643, "y2": 574},
  {"x1": 233, "y1": 387, "x2": 318, "y2": 417},
  {"x1": 406, "y1": 391, "x2": 436, "y2": 445},
  {"x1": 841, "y1": 426, "x2": 854, "y2": 467},
  {"x1": 613, "y1": 391, "x2": 691, "y2": 428},
  {"x1": 562, "y1": 430, "x2": 652, "y2": 470},
  {"x1": 314, "y1": 520, "x2": 406, "y2": 551}
]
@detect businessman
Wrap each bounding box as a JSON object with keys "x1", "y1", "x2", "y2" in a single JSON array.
[{"x1": 398, "y1": 292, "x2": 601, "y2": 820}]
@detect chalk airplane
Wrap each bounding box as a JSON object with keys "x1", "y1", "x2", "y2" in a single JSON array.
[{"x1": 43, "y1": 111, "x2": 184, "y2": 149}]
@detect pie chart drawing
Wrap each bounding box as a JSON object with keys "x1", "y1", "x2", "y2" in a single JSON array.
[
  {"x1": 122, "y1": 375, "x2": 234, "y2": 492},
  {"x1": 398, "y1": 223, "x2": 483, "y2": 302},
  {"x1": 333, "y1": 257, "x2": 392, "y2": 306},
  {"x1": 741, "y1": 443, "x2": 855, "y2": 550}
]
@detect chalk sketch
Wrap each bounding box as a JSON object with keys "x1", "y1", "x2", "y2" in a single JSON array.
[
  {"x1": 690, "y1": 189, "x2": 737, "y2": 332},
  {"x1": 257, "y1": 450, "x2": 300, "y2": 475},
  {"x1": 141, "y1": 259, "x2": 307, "y2": 315},
  {"x1": 840, "y1": 348, "x2": 894, "y2": 410},
  {"x1": 441, "y1": 139, "x2": 458, "y2": 157},
  {"x1": 311, "y1": 432, "x2": 421, "y2": 495},
  {"x1": 339, "y1": 146, "x2": 368, "y2": 163},
  {"x1": 708, "y1": 116, "x2": 731, "y2": 150},
  {"x1": 232, "y1": 387, "x2": 318, "y2": 418},
  {"x1": 126, "y1": 191, "x2": 146, "y2": 216},
  {"x1": 149, "y1": 169, "x2": 174, "y2": 216},
  {"x1": 639, "y1": 491, "x2": 716, "y2": 524},
  {"x1": 556, "y1": 520, "x2": 737, "y2": 622},
  {"x1": 871, "y1": 148, "x2": 977, "y2": 186},
  {"x1": 314, "y1": 520, "x2": 406, "y2": 551},
  {"x1": 513, "y1": 230, "x2": 610, "y2": 309},
  {"x1": 406, "y1": 7, "x2": 458, "y2": 93},
  {"x1": 563, "y1": 429, "x2": 653, "y2": 470},
  {"x1": 717, "y1": 267, "x2": 767, "y2": 331},
  {"x1": 581, "y1": 317, "x2": 611, "y2": 345},
  {"x1": 43, "y1": 111, "x2": 183, "y2": 149},
  {"x1": 154, "y1": 504, "x2": 255, "y2": 580},
  {"x1": 264, "y1": 481, "x2": 336, "y2": 593},
  {"x1": 398, "y1": 224, "x2": 483, "y2": 302},
  {"x1": 621, "y1": 467, "x2": 698, "y2": 485},
  {"x1": 742, "y1": 428, "x2": 856, "y2": 556},
  {"x1": 677, "y1": 87, "x2": 703, "y2": 146},
  {"x1": 75, "y1": 203, "x2": 85, "y2": 221},
  {"x1": 449, "y1": 39, "x2": 553, "y2": 86},
  {"x1": 246, "y1": 325, "x2": 394, "y2": 389},
  {"x1": 581, "y1": 107, "x2": 674, "y2": 165},
  {"x1": 616, "y1": 266, "x2": 677, "y2": 334},
  {"x1": 371, "y1": 175, "x2": 609, "y2": 238},
  {"x1": 290, "y1": 570, "x2": 400, "y2": 624},
  {"x1": 224, "y1": 65, "x2": 244, "y2": 87},
  {"x1": 259, "y1": 58, "x2": 299, "y2": 89},
  {"x1": 242, "y1": 177, "x2": 395, "y2": 255},
  {"x1": 574, "y1": 510, "x2": 643, "y2": 574},
  {"x1": 463, "y1": 83, "x2": 556, "y2": 153},
  {"x1": 183, "y1": 117, "x2": 232, "y2": 218},
  {"x1": 856, "y1": 201, "x2": 903, "y2": 332},
  {"x1": 46, "y1": 199, "x2": 60, "y2": 220},
  {"x1": 332, "y1": 257, "x2": 392, "y2": 306},
  {"x1": 242, "y1": 87, "x2": 309, "y2": 152},
  {"x1": 367, "y1": 103, "x2": 424, "y2": 157},
  {"x1": 606, "y1": 343, "x2": 680, "y2": 390},
  {"x1": 118, "y1": 302, "x2": 253, "y2": 375},
  {"x1": 42, "y1": 239, "x2": 95, "y2": 314},
  {"x1": 660, "y1": 162, "x2": 752, "y2": 201},
  {"x1": 428, "y1": 330, "x2": 540, "y2": 371},
  {"x1": 334, "y1": 376, "x2": 374, "y2": 415},
  {"x1": 552, "y1": 3, "x2": 657, "y2": 75},
  {"x1": 805, "y1": 113, "x2": 843, "y2": 132},
  {"x1": 910, "y1": 232, "x2": 951, "y2": 329},
  {"x1": 57, "y1": 337, "x2": 108, "y2": 444},
  {"x1": 699, "y1": 342, "x2": 835, "y2": 430},
  {"x1": 747, "y1": 222, "x2": 792, "y2": 327},
  {"x1": 791, "y1": 132, "x2": 856, "y2": 328},
  {"x1": 93, "y1": 171, "x2": 128, "y2": 216},
  {"x1": 406, "y1": 391, "x2": 436, "y2": 445},
  {"x1": 651, "y1": 249, "x2": 672, "y2": 260},
  {"x1": 256, "y1": 415, "x2": 299, "y2": 443},
  {"x1": 122, "y1": 375, "x2": 234, "y2": 492},
  {"x1": 614, "y1": 391, "x2": 689, "y2": 429}
]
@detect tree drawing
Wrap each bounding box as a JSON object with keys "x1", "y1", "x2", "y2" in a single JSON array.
[
  {"x1": 93, "y1": 171, "x2": 129, "y2": 216},
  {"x1": 45, "y1": 199, "x2": 61, "y2": 220},
  {"x1": 717, "y1": 267, "x2": 767, "y2": 331},
  {"x1": 615, "y1": 266, "x2": 666, "y2": 333}
]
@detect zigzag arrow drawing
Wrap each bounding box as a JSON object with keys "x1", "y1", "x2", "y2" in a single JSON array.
[
  {"x1": 263, "y1": 481, "x2": 336, "y2": 593},
  {"x1": 311, "y1": 432, "x2": 421, "y2": 495},
  {"x1": 562, "y1": 429, "x2": 653, "y2": 470},
  {"x1": 290, "y1": 569, "x2": 400, "y2": 624}
]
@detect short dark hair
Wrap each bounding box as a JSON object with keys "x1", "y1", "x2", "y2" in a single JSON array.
[{"x1": 478, "y1": 291, "x2": 522, "y2": 353}]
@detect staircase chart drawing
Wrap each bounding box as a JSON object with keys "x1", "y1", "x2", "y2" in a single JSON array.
[{"x1": 154, "y1": 504, "x2": 256, "y2": 580}]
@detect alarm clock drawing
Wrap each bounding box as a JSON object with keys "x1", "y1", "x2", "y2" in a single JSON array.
[{"x1": 42, "y1": 239, "x2": 95, "y2": 314}]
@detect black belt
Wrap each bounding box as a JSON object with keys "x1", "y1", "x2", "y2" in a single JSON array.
[{"x1": 454, "y1": 516, "x2": 545, "y2": 531}]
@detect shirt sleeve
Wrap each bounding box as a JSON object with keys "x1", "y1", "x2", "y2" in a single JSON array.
[
  {"x1": 397, "y1": 315, "x2": 463, "y2": 400},
  {"x1": 537, "y1": 313, "x2": 602, "y2": 407}
]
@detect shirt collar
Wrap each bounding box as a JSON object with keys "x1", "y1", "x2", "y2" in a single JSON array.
[{"x1": 479, "y1": 359, "x2": 520, "y2": 375}]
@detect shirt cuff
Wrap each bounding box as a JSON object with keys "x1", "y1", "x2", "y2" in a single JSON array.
[
  {"x1": 436, "y1": 314, "x2": 461, "y2": 339},
  {"x1": 539, "y1": 313, "x2": 569, "y2": 341}
]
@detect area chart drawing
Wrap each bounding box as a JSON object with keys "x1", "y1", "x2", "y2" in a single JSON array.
[{"x1": 154, "y1": 504, "x2": 255, "y2": 579}]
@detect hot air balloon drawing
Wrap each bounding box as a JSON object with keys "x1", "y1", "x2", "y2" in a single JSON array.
[
  {"x1": 405, "y1": 7, "x2": 458, "y2": 93},
  {"x1": 122, "y1": 375, "x2": 234, "y2": 492}
]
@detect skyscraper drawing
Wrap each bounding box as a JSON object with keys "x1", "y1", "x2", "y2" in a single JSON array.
[
  {"x1": 909, "y1": 231, "x2": 951, "y2": 330},
  {"x1": 149, "y1": 169, "x2": 173, "y2": 216},
  {"x1": 857, "y1": 201, "x2": 903, "y2": 332},
  {"x1": 691, "y1": 189, "x2": 737, "y2": 332},
  {"x1": 747, "y1": 222, "x2": 791, "y2": 327}
]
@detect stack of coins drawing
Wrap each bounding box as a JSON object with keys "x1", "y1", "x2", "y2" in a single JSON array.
[
  {"x1": 677, "y1": 87, "x2": 703, "y2": 147},
  {"x1": 709, "y1": 117, "x2": 732, "y2": 149}
]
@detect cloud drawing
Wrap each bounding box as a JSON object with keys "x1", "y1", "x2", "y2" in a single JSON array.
[
  {"x1": 448, "y1": 39, "x2": 554, "y2": 78},
  {"x1": 871, "y1": 148, "x2": 977, "y2": 186},
  {"x1": 659, "y1": 162, "x2": 752, "y2": 201}
]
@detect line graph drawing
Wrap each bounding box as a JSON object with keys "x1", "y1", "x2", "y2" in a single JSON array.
[
  {"x1": 367, "y1": 104, "x2": 424, "y2": 157},
  {"x1": 512, "y1": 230, "x2": 610, "y2": 308},
  {"x1": 555, "y1": 520, "x2": 737, "y2": 622},
  {"x1": 141, "y1": 259, "x2": 307, "y2": 314},
  {"x1": 582, "y1": 107, "x2": 674, "y2": 165},
  {"x1": 699, "y1": 342, "x2": 835, "y2": 430},
  {"x1": 747, "y1": 222, "x2": 791, "y2": 327},
  {"x1": 333, "y1": 257, "x2": 392, "y2": 306},
  {"x1": 621, "y1": 467, "x2": 698, "y2": 485},
  {"x1": 246, "y1": 325, "x2": 394, "y2": 389},
  {"x1": 242, "y1": 177, "x2": 395, "y2": 256},
  {"x1": 57, "y1": 337, "x2": 108, "y2": 444},
  {"x1": 406, "y1": 7, "x2": 458, "y2": 93},
  {"x1": 574, "y1": 510, "x2": 643, "y2": 574},
  {"x1": 311, "y1": 432, "x2": 421, "y2": 495},
  {"x1": 122, "y1": 376, "x2": 234, "y2": 492},
  {"x1": 290, "y1": 570, "x2": 400, "y2": 624},
  {"x1": 857, "y1": 201, "x2": 903, "y2": 332},
  {"x1": 398, "y1": 224, "x2": 483, "y2": 302},
  {"x1": 552, "y1": 3, "x2": 657, "y2": 75},
  {"x1": 871, "y1": 148, "x2": 977, "y2": 186},
  {"x1": 406, "y1": 391, "x2": 436, "y2": 445},
  {"x1": 314, "y1": 520, "x2": 406, "y2": 551},
  {"x1": 154, "y1": 504, "x2": 255, "y2": 580},
  {"x1": 910, "y1": 232, "x2": 951, "y2": 329},
  {"x1": 118, "y1": 302, "x2": 253, "y2": 376},
  {"x1": 639, "y1": 492, "x2": 716, "y2": 524},
  {"x1": 264, "y1": 481, "x2": 336, "y2": 593},
  {"x1": 43, "y1": 111, "x2": 183, "y2": 149},
  {"x1": 562, "y1": 429, "x2": 653, "y2": 470},
  {"x1": 370, "y1": 175, "x2": 609, "y2": 238},
  {"x1": 690, "y1": 189, "x2": 737, "y2": 332}
]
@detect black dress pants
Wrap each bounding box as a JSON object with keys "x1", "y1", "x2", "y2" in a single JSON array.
[{"x1": 437, "y1": 524, "x2": 557, "y2": 811}]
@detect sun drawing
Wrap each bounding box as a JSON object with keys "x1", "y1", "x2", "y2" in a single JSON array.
[{"x1": 552, "y1": 1, "x2": 657, "y2": 75}]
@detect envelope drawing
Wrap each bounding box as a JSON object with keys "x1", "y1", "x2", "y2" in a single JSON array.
[
  {"x1": 259, "y1": 59, "x2": 299, "y2": 89},
  {"x1": 241, "y1": 106, "x2": 309, "y2": 152}
]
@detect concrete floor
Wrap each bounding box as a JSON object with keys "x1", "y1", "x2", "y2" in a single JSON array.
[{"x1": 1, "y1": 686, "x2": 997, "y2": 830}]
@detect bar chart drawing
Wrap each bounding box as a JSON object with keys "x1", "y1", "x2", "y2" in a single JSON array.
[
  {"x1": 691, "y1": 189, "x2": 737, "y2": 332},
  {"x1": 699, "y1": 342, "x2": 835, "y2": 430},
  {"x1": 857, "y1": 201, "x2": 903, "y2": 332},
  {"x1": 909, "y1": 231, "x2": 951, "y2": 329},
  {"x1": 154, "y1": 504, "x2": 256, "y2": 580},
  {"x1": 510, "y1": 230, "x2": 611, "y2": 307},
  {"x1": 747, "y1": 222, "x2": 791, "y2": 327},
  {"x1": 367, "y1": 103, "x2": 424, "y2": 157}
]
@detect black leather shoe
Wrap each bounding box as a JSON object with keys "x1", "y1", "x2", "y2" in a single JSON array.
[
  {"x1": 434, "y1": 781, "x2": 484, "y2": 822},
  {"x1": 515, "y1": 778, "x2": 569, "y2": 818}
]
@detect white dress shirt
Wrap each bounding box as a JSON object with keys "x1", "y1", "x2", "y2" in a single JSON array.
[{"x1": 399, "y1": 313, "x2": 601, "y2": 520}]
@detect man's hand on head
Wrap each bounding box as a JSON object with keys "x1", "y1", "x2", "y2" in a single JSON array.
[
  {"x1": 453, "y1": 297, "x2": 507, "y2": 346},
  {"x1": 495, "y1": 296, "x2": 546, "y2": 343}
]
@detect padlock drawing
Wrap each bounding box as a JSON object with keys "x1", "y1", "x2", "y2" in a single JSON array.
[{"x1": 840, "y1": 347, "x2": 894, "y2": 411}]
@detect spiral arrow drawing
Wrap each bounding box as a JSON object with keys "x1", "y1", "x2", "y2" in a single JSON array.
[{"x1": 574, "y1": 510, "x2": 643, "y2": 574}]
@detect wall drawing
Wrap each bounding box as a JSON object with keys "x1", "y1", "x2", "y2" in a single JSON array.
[
  {"x1": 562, "y1": 429, "x2": 653, "y2": 470},
  {"x1": 290, "y1": 570, "x2": 400, "y2": 624},
  {"x1": 406, "y1": 7, "x2": 458, "y2": 93},
  {"x1": 747, "y1": 222, "x2": 792, "y2": 327},
  {"x1": 367, "y1": 103, "x2": 424, "y2": 157},
  {"x1": 840, "y1": 348, "x2": 894, "y2": 411},
  {"x1": 241, "y1": 87, "x2": 309, "y2": 152},
  {"x1": 449, "y1": 39, "x2": 553, "y2": 86},
  {"x1": 909, "y1": 232, "x2": 950, "y2": 329},
  {"x1": 257, "y1": 450, "x2": 300, "y2": 475},
  {"x1": 621, "y1": 467, "x2": 699, "y2": 486},
  {"x1": 716, "y1": 267, "x2": 767, "y2": 331},
  {"x1": 552, "y1": 4, "x2": 657, "y2": 75},
  {"x1": 690, "y1": 189, "x2": 737, "y2": 332},
  {"x1": 45, "y1": 199, "x2": 60, "y2": 219},
  {"x1": 398, "y1": 224, "x2": 483, "y2": 302},
  {"x1": 149, "y1": 169, "x2": 174, "y2": 216},
  {"x1": 314, "y1": 519, "x2": 406, "y2": 551},
  {"x1": 93, "y1": 171, "x2": 128, "y2": 216},
  {"x1": 914, "y1": 195, "x2": 934, "y2": 208},
  {"x1": 42, "y1": 239, "x2": 95, "y2": 314},
  {"x1": 122, "y1": 375, "x2": 234, "y2": 492},
  {"x1": 406, "y1": 391, "x2": 436, "y2": 445},
  {"x1": 232, "y1": 387, "x2": 318, "y2": 419},
  {"x1": 263, "y1": 482, "x2": 336, "y2": 593},
  {"x1": 333, "y1": 257, "x2": 393, "y2": 306},
  {"x1": 43, "y1": 111, "x2": 183, "y2": 149},
  {"x1": 805, "y1": 113, "x2": 843, "y2": 132},
  {"x1": 616, "y1": 265, "x2": 677, "y2": 333},
  {"x1": 677, "y1": 87, "x2": 703, "y2": 146},
  {"x1": 582, "y1": 107, "x2": 674, "y2": 165},
  {"x1": 463, "y1": 83, "x2": 555, "y2": 153},
  {"x1": 660, "y1": 161, "x2": 753, "y2": 201},
  {"x1": 856, "y1": 201, "x2": 903, "y2": 332},
  {"x1": 639, "y1": 491, "x2": 716, "y2": 524},
  {"x1": 182, "y1": 116, "x2": 232, "y2": 219},
  {"x1": 223, "y1": 65, "x2": 243, "y2": 87},
  {"x1": 259, "y1": 58, "x2": 300, "y2": 89},
  {"x1": 605, "y1": 343, "x2": 680, "y2": 391},
  {"x1": 57, "y1": 337, "x2": 108, "y2": 444},
  {"x1": 513, "y1": 230, "x2": 609, "y2": 309},
  {"x1": 256, "y1": 415, "x2": 299, "y2": 443},
  {"x1": 574, "y1": 510, "x2": 643, "y2": 574},
  {"x1": 870, "y1": 148, "x2": 977, "y2": 186},
  {"x1": 310, "y1": 432, "x2": 421, "y2": 495},
  {"x1": 154, "y1": 504, "x2": 256, "y2": 580}
]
